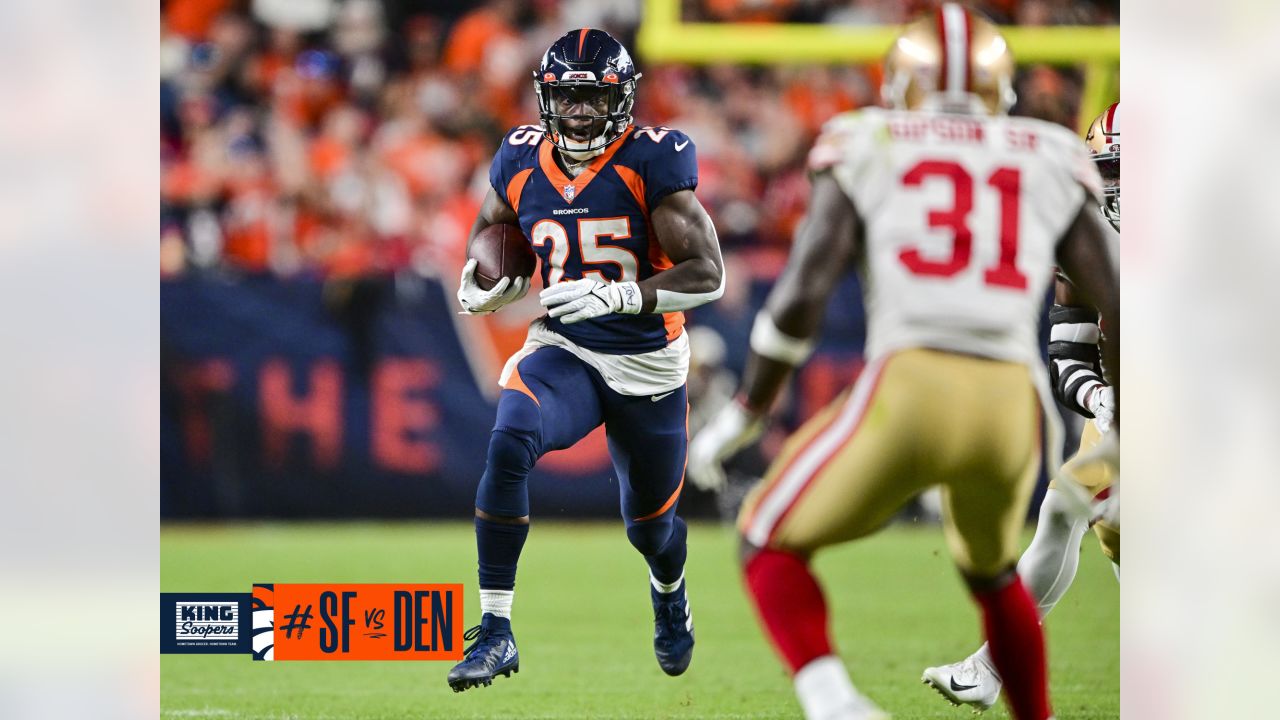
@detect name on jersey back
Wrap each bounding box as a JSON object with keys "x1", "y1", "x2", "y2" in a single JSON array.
[{"x1": 888, "y1": 117, "x2": 1039, "y2": 151}]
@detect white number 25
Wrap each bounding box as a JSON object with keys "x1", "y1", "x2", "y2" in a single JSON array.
[{"x1": 531, "y1": 217, "x2": 638, "y2": 285}]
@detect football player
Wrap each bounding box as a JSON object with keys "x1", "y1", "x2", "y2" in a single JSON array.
[
  {"x1": 687, "y1": 7, "x2": 1118, "y2": 720},
  {"x1": 920, "y1": 102, "x2": 1121, "y2": 713},
  {"x1": 446, "y1": 29, "x2": 725, "y2": 692}
]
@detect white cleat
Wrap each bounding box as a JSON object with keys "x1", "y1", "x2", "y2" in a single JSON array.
[
  {"x1": 795, "y1": 655, "x2": 891, "y2": 720},
  {"x1": 921, "y1": 656, "x2": 1002, "y2": 712}
]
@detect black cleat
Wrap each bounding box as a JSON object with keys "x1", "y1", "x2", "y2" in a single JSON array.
[
  {"x1": 446, "y1": 613, "x2": 519, "y2": 692},
  {"x1": 652, "y1": 580, "x2": 695, "y2": 676}
]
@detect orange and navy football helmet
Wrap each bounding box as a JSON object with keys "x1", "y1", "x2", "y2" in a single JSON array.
[
  {"x1": 534, "y1": 28, "x2": 641, "y2": 157},
  {"x1": 882, "y1": 3, "x2": 1016, "y2": 116},
  {"x1": 1085, "y1": 101, "x2": 1120, "y2": 230}
]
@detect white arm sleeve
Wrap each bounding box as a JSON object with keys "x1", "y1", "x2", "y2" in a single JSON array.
[
  {"x1": 749, "y1": 312, "x2": 816, "y2": 365},
  {"x1": 653, "y1": 269, "x2": 726, "y2": 313}
]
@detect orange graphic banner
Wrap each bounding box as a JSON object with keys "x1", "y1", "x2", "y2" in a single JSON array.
[{"x1": 267, "y1": 584, "x2": 463, "y2": 661}]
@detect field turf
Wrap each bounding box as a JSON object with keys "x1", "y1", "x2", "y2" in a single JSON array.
[{"x1": 161, "y1": 521, "x2": 1117, "y2": 719}]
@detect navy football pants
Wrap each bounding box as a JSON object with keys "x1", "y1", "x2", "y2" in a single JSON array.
[{"x1": 475, "y1": 346, "x2": 689, "y2": 587}]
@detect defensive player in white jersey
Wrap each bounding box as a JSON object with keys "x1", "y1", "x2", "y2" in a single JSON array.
[
  {"x1": 921, "y1": 102, "x2": 1121, "y2": 713},
  {"x1": 687, "y1": 7, "x2": 1118, "y2": 720}
]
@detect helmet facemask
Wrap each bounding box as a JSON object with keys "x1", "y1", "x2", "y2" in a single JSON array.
[
  {"x1": 1084, "y1": 102, "x2": 1120, "y2": 231},
  {"x1": 1093, "y1": 151, "x2": 1119, "y2": 231},
  {"x1": 535, "y1": 77, "x2": 638, "y2": 160}
]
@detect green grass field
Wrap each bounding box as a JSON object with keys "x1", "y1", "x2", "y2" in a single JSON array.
[{"x1": 161, "y1": 521, "x2": 1117, "y2": 719}]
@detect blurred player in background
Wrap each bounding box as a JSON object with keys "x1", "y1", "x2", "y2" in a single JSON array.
[
  {"x1": 922, "y1": 101, "x2": 1121, "y2": 713},
  {"x1": 688, "y1": 6, "x2": 1118, "y2": 720},
  {"x1": 447, "y1": 29, "x2": 725, "y2": 692}
]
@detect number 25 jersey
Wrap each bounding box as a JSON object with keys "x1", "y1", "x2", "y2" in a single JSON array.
[
  {"x1": 489, "y1": 124, "x2": 699, "y2": 355},
  {"x1": 811, "y1": 108, "x2": 1105, "y2": 365}
]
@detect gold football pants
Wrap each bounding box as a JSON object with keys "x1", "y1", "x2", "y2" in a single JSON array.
[{"x1": 739, "y1": 349, "x2": 1045, "y2": 578}]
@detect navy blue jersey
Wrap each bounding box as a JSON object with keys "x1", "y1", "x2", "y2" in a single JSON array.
[{"x1": 488, "y1": 125, "x2": 698, "y2": 354}]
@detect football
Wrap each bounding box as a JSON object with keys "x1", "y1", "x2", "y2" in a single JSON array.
[{"x1": 470, "y1": 223, "x2": 537, "y2": 291}]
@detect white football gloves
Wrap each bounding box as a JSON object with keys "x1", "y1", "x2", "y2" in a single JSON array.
[
  {"x1": 457, "y1": 258, "x2": 529, "y2": 315},
  {"x1": 539, "y1": 278, "x2": 642, "y2": 324},
  {"x1": 1093, "y1": 488, "x2": 1120, "y2": 531},
  {"x1": 1087, "y1": 385, "x2": 1115, "y2": 435},
  {"x1": 686, "y1": 400, "x2": 765, "y2": 493}
]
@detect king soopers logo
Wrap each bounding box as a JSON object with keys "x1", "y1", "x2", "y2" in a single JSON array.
[{"x1": 175, "y1": 601, "x2": 239, "y2": 643}]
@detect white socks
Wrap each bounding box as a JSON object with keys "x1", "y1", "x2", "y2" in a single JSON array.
[
  {"x1": 1018, "y1": 488, "x2": 1091, "y2": 617},
  {"x1": 650, "y1": 571, "x2": 684, "y2": 595},
  {"x1": 480, "y1": 589, "x2": 513, "y2": 619},
  {"x1": 794, "y1": 655, "x2": 883, "y2": 720},
  {"x1": 973, "y1": 643, "x2": 998, "y2": 676}
]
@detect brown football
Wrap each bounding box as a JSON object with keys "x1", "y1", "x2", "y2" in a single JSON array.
[{"x1": 470, "y1": 223, "x2": 537, "y2": 291}]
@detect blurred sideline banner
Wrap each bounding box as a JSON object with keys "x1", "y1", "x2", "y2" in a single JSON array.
[
  {"x1": 162, "y1": 273, "x2": 1060, "y2": 520},
  {"x1": 165, "y1": 274, "x2": 591, "y2": 518},
  {"x1": 160, "y1": 273, "x2": 873, "y2": 519}
]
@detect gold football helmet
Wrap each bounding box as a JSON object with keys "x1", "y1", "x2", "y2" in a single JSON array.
[
  {"x1": 882, "y1": 3, "x2": 1016, "y2": 115},
  {"x1": 1085, "y1": 101, "x2": 1120, "y2": 230}
]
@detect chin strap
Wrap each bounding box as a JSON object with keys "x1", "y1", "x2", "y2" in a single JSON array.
[
  {"x1": 556, "y1": 120, "x2": 624, "y2": 161},
  {"x1": 560, "y1": 145, "x2": 606, "y2": 163}
]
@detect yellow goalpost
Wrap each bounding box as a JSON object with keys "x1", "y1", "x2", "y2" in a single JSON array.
[{"x1": 637, "y1": 0, "x2": 1119, "y2": 133}]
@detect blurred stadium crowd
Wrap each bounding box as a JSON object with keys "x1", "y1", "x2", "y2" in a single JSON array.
[{"x1": 160, "y1": 0, "x2": 1118, "y2": 282}]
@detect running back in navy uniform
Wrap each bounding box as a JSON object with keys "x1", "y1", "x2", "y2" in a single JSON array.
[
  {"x1": 447, "y1": 28, "x2": 724, "y2": 692},
  {"x1": 489, "y1": 123, "x2": 698, "y2": 353},
  {"x1": 477, "y1": 125, "x2": 696, "y2": 626}
]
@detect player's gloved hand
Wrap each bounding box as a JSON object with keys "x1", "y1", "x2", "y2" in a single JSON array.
[
  {"x1": 1092, "y1": 489, "x2": 1120, "y2": 531},
  {"x1": 1087, "y1": 385, "x2": 1115, "y2": 434},
  {"x1": 457, "y1": 258, "x2": 528, "y2": 315},
  {"x1": 539, "y1": 278, "x2": 642, "y2": 324},
  {"x1": 687, "y1": 399, "x2": 765, "y2": 493}
]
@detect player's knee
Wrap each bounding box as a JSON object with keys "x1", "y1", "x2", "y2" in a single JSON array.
[
  {"x1": 486, "y1": 392, "x2": 543, "y2": 469},
  {"x1": 475, "y1": 400, "x2": 542, "y2": 518},
  {"x1": 962, "y1": 564, "x2": 1018, "y2": 593},
  {"x1": 476, "y1": 430, "x2": 537, "y2": 517},
  {"x1": 626, "y1": 518, "x2": 674, "y2": 556},
  {"x1": 486, "y1": 428, "x2": 539, "y2": 477},
  {"x1": 953, "y1": 535, "x2": 1019, "y2": 586}
]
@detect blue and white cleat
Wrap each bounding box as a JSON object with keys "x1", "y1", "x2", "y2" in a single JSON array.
[
  {"x1": 652, "y1": 580, "x2": 695, "y2": 676},
  {"x1": 447, "y1": 613, "x2": 519, "y2": 692}
]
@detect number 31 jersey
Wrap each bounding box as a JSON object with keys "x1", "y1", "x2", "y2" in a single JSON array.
[
  {"x1": 489, "y1": 124, "x2": 698, "y2": 355},
  {"x1": 810, "y1": 108, "x2": 1104, "y2": 364}
]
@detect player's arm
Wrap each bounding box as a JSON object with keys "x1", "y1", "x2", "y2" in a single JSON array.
[
  {"x1": 686, "y1": 171, "x2": 859, "y2": 490},
  {"x1": 457, "y1": 187, "x2": 527, "y2": 315},
  {"x1": 466, "y1": 187, "x2": 519, "y2": 254},
  {"x1": 633, "y1": 188, "x2": 725, "y2": 312},
  {"x1": 739, "y1": 171, "x2": 860, "y2": 412},
  {"x1": 1048, "y1": 276, "x2": 1112, "y2": 423},
  {"x1": 1055, "y1": 204, "x2": 1120, "y2": 426}
]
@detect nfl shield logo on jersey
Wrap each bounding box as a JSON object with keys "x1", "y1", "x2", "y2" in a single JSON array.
[{"x1": 563, "y1": 185, "x2": 575, "y2": 201}]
